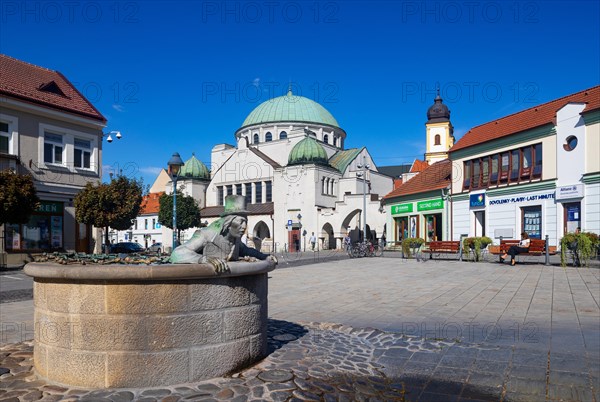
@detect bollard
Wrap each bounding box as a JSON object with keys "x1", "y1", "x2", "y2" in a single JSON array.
[
  {"x1": 499, "y1": 236, "x2": 503, "y2": 262},
  {"x1": 545, "y1": 234, "x2": 550, "y2": 265}
]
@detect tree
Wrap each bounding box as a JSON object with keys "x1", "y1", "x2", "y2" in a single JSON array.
[
  {"x1": 0, "y1": 170, "x2": 40, "y2": 225},
  {"x1": 75, "y1": 176, "x2": 144, "y2": 251},
  {"x1": 158, "y1": 191, "x2": 202, "y2": 241}
]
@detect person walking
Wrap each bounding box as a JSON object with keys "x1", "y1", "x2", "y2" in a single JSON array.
[
  {"x1": 500, "y1": 232, "x2": 530, "y2": 266},
  {"x1": 309, "y1": 232, "x2": 317, "y2": 251}
]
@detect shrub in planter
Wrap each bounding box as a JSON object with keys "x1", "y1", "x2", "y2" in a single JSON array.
[
  {"x1": 462, "y1": 236, "x2": 493, "y2": 261},
  {"x1": 402, "y1": 237, "x2": 425, "y2": 258},
  {"x1": 561, "y1": 231, "x2": 599, "y2": 267}
]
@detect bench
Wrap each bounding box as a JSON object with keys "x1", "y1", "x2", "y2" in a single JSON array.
[
  {"x1": 425, "y1": 241, "x2": 461, "y2": 260},
  {"x1": 490, "y1": 238, "x2": 556, "y2": 263}
]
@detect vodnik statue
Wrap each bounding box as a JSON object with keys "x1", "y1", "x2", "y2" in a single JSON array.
[{"x1": 170, "y1": 195, "x2": 277, "y2": 272}]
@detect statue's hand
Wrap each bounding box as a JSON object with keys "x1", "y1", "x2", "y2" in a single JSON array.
[
  {"x1": 267, "y1": 255, "x2": 278, "y2": 265},
  {"x1": 206, "y1": 257, "x2": 230, "y2": 274}
]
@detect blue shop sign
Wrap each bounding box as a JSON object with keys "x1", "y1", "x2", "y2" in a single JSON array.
[{"x1": 469, "y1": 193, "x2": 485, "y2": 208}]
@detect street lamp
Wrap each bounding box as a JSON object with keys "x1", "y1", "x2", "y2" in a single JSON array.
[
  {"x1": 356, "y1": 155, "x2": 370, "y2": 242},
  {"x1": 167, "y1": 152, "x2": 184, "y2": 250},
  {"x1": 103, "y1": 130, "x2": 122, "y2": 143}
]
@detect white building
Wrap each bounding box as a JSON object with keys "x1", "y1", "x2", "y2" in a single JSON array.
[
  {"x1": 449, "y1": 86, "x2": 600, "y2": 246},
  {"x1": 172, "y1": 89, "x2": 393, "y2": 252}
]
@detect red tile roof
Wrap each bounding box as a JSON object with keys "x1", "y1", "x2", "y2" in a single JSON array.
[
  {"x1": 450, "y1": 86, "x2": 600, "y2": 153},
  {"x1": 140, "y1": 192, "x2": 164, "y2": 215},
  {"x1": 0, "y1": 54, "x2": 106, "y2": 122},
  {"x1": 410, "y1": 159, "x2": 429, "y2": 173},
  {"x1": 383, "y1": 159, "x2": 452, "y2": 199}
]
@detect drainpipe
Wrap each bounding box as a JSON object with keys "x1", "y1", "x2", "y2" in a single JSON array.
[
  {"x1": 270, "y1": 214, "x2": 275, "y2": 253},
  {"x1": 441, "y1": 185, "x2": 451, "y2": 241}
]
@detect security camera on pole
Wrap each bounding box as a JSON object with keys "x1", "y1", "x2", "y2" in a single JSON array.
[{"x1": 356, "y1": 155, "x2": 370, "y2": 242}]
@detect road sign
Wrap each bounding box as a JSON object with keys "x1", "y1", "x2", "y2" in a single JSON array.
[{"x1": 287, "y1": 220, "x2": 292, "y2": 226}]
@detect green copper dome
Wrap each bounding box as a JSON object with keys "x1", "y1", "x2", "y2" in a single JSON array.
[
  {"x1": 288, "y1": 136, "x2": 329, "y2": 166},
  {"x1": 241, "y1": 90, "x2": 339, "y2": 128},
  {"x1": 179, "y1": 154, "x2": 210, "y2": 180}
]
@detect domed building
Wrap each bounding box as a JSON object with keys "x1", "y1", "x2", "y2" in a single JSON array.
[{"x1": 198, "y1": 89, "x2": 393, "y2": 251}]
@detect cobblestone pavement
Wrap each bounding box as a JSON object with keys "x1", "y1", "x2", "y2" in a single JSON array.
[{"x1": 1, "y1": 258, "x2": 599, "y2": 401}]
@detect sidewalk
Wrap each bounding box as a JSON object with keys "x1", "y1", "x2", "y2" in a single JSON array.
[{"x1": 1, "y1": 258, "x2": 599, "y2": 401}]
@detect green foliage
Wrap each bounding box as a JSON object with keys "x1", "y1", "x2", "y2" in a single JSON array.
[
  {"x1": 0, "y1": 170, "x2": 40, "y2": 225},
  {"x1": 158, "y1": 191, "x2": 201, "y2": 237},
  {"x1": 401, "y1": 237, "x2": 425, "y2": 258},
  {"x1": 462, "y1": 236, "x2": 493, "y2": 261},
  {"x1": 561, "y1": 231, "x2": 599, "y2": 267},
  {"x1": 75, "y1": 176, "x2": 144, "y2": 249}
]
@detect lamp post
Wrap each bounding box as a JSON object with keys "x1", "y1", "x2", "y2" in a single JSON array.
[
  {"x1": 357, "y1": 155, "x2": 370, "y2": 242},
  {"x1": 167, "y1": 152, "x2": 184, "y2": 251},
  {"x1": 103, "y1": 130, "x2": 122, "y2": 143}
]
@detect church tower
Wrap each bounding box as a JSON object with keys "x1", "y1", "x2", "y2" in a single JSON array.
[{"x1": 424, "y1": 89, "x2": 455, "y2": 163}]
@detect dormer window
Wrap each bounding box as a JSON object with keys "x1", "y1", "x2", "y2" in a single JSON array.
[
  {"x1": 265, "y1": 132, "x2": 272, "y2": 142},
  {"x1": 323, "y1": 134, "x2": 329, "y2": 144},
  {"x1": 253, "y1": 133, "x2": 259, "y2": 144},
  {"x1": 38, "y1": 81, "x2": 67, "y2": 97},
  {"x1": 279, "y1": 131, "x2": 287, "y2": 140}
]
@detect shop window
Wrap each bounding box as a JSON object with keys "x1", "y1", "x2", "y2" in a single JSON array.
[
  {"x1": 481, "y1": 157, "x2": 489, "y2": 187},
  {"x1": 217, "y1": 186, "x2": 224, "y2": 206},
  {"x1": 74, "y1": 138, "x2": 91, "y2": 169},
  {"x1": 522, "y1": 206, "x2": 542, "y2": 239},
  {"x1": 510, "y1": 150, "x2": 520, "y2": 181},
  {"x1": 279, "y1": 131, "x2": 287, "y2": 140},
  {"x1": 323, "y1": 134, "x2": 329, "y2": 144},
  {"x1": 434, "y1": 134, "x2": 441, "y2": 145},
  {"x1": 533, "y1": 143, "x2": 542, "y2": 177},
  {"x1": 244, "y1": 183, "x2": 252, "y2": 204},
  {"x1": 425, "y1": 214, "x2": 442, "y2": 242},
  {"x1": 564, "y1": 202, "x2": 581, "y2": 234},
  {"x1": 490, "y1": 154, "x2": 499, "y2": 184},
  {"x1": 7, "y1": 203, "x2": 64, "y2": 250},
  {"x1": 265, "y1": 181, "x2": 272, "y2": 202},
  {"x1": 253, "y1": 133, "x2": 259, "y2": 144},
  {"x1": 44, "y1": 132, "x2": 63, "y2": 165},
  {"x1": 521, "y1": 146, "x2": 532, "y2": 178},
  {"x1": 500, "y1": 152, "x2": 509, "y2": 181},
  {"x1": 265, "y1": 132, "x2": 272, "y2": 142},
  {"x1": 0, "y1": 121, "x2": 9, "y2": 153},
  {"x1": 395, "y1": 217, "x2": 409, "y2": 242},
  {"x1": 409, "y1": 215, "x2": 419, "y2": 238},
  {"x1": 463, "y1": 161, "x2": 471, "y2": 189}
]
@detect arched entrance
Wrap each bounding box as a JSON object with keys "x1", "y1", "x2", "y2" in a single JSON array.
[
  {"x1": 341, "y1": 209, "x2": 362, "y2": 236},
  {"x1": 321, "y1": 223, "x2": 335, "y2": 250},
  {"x1": 252, "y1": 221, "x2": 271, "y2": 250}
]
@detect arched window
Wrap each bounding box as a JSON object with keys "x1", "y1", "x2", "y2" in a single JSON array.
[
  {"x1": 323, "y1": 134, "x2": 329, "y2": 144},
  {"x1": 333, "y1": 137, "x2": 337, "y2": 147},
  {"x1": 434, "y1": 134, "x2": 441, "y2": 146},
  {"x1": 322, "y1": 178, "x2": 326, "y2": 194},
  {"x1": 253, "y1": 133, "x2": 259, "y2": 144},
  {"x1": 265, "y1": 132, "x2": 272, "y2": 142},
  {"x1": 279, "y1": 131, "x2": 287, "y2": 140},
  {"x1": 330, "y1": 179, "x2": 334, "y2": 196}
]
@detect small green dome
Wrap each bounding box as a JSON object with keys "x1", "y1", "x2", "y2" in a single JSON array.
[
  {"x1": 241, "y1": 90, "x2": 339, "y2": 129},
  {"x1": 288, "y1": 136, "x2": 329, "y2": 166},
  {"x1": 179, "y1": 154, "x2": 210, "y2": 180}
]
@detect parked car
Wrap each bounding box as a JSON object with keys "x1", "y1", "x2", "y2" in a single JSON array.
[
  {"x1": 110, "y1": 242, "x2": 145, "y2": 254},
  {"x1": 147, "y1": 242, "x2": 163, "y2": 253}
]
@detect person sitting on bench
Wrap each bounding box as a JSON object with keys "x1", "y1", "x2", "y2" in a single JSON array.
[{"x1": 501, "y1": 232, "x2": 530, "y2": 266}]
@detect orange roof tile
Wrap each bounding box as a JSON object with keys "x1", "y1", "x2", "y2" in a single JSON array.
[
  {"x1": 450, "y1": 86, "x2": 600, "y2": 153},
  {"x1": 410, "y1": 159, "x2": 429, "y2": 173},
  {"x1": 0, "y1": 54, "x2": 106, "y2": 122},
  {"x1": 140, "y1": 192, "x2": 164, "y2": 215},
  {"x1": 383, "y1": 159, "x2": 452, "y2": 199}
]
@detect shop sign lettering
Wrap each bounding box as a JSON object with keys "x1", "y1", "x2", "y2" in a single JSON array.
[
  {"x1": 391, "y1": 203, "x2": 413, "y2": 215},
  {"x1": 489, "y1": 192, "x2": 555, "y2": 205},
  {"x1": 417, "y1": 199, "x2": 443, "y2": 211}
]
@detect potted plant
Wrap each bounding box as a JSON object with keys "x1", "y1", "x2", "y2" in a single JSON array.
[
  {"x1": 402, "y1": 237, "x2": 425, "y2": 258},
  {"x1": 462, "y1": 236, "x2": 493, "y2": 262},
  {"x1": 561, "y1": 231, "x2": 599, "y2": 267}
]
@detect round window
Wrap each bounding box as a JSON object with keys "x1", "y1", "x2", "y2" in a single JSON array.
[{"x1": 563, "y1": 136, "x2": 578, "y2": 151}]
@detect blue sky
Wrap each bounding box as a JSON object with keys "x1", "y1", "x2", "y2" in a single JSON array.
[{"x1": 1, "y1": 0, "x2": 599, "y2": 187}]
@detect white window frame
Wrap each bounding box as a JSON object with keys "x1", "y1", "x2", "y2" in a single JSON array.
[
  {"x1": 74, "y1": 138, "x2": 92, "y2": 170},
  {"x1": 38, "y1": 123, "x2": 98, "y2": 173},
  {"x1": 43, "y1": 131, "x2": 65, "y2": 166},
  {"x1": 0, "y1": 114, "x2": 19, "y2": 155}
]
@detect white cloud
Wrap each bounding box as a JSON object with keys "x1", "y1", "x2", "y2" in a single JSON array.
[
  {"x1": 252, "y1": 78, "x2": 260, "y2": 87},
  {"x1": 139, "y1": 166, "x2": 164, "y2": 175},
  {"x1": 112, "y1": 104, "x2": 124, "y2": 112}
]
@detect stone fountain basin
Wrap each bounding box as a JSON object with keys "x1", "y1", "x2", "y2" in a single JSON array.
[{"x1": 24, "y1": 260, "x2": 276, "y2": 389}]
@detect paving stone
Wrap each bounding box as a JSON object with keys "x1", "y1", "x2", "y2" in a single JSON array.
[
  {"x1": 258, "y1": 369, "x2": 294, "y2": 383},
  {"x1": 108, "y1": 391, "x2": 135, "y2": 401}
]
